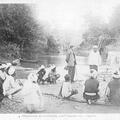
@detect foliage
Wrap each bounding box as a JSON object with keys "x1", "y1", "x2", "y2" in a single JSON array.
[
  {"x1": 81, "y1": 6, "x2": 120, "y2": 49},
  {"x1": 0, "y1": 4, "x2": 59, "y2": 59}
]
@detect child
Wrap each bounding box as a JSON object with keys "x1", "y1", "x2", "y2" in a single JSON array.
[
  {"x1": 59, "y1": 74, "x2": 78, "y2": 98},
  {"x1": 21, "y1": 73, "x2": 44, "y2": 113}
]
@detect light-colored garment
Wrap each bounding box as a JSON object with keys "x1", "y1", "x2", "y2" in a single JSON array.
[
  {"x1": 0, "y1": 70, "x2": 6, "y2": 80},
  {"x1": 88, "y1": 50, "x2": 101, "y2": 66},
  {"x1": 21, "y1": 80, "x2": 44, "y2": 112},
  {"x1": 3, "y1": 74, "x2": 16, "y2": 96},
  {"x1": 66, "y1": 49, "x2": 76, "y2": 67},
  {"x1": 61, "y1": 82, "x2": 72, "y2": 97}
]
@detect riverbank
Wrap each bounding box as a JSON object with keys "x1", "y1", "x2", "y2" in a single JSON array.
[{"x1": 0, "y1": 62, "x2": 117, "y2": 113}]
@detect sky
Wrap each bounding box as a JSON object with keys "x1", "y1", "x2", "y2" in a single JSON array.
[
  {"x1": 30, "y1": 0, "x2": 120, "y2": 45},
  {"x1": 1, "y1": 0, "x2": 120, "y2": 45}
]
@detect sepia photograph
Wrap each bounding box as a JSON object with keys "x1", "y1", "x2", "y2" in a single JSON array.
[{"x1": 0, "y1": 0, "x2": 120, "y2": 118}]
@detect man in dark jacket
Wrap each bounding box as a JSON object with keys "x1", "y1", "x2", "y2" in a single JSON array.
[
  {"x1": 83, "y1": 69, "x2": 100, "y2": 104},
  {"x1": 66, "y1": 45, "x2": 76, "y2": 83}
]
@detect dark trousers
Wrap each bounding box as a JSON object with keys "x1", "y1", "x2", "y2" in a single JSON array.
[{"x1": 68, "y1": 66, "x2": 75, "y2": 82}]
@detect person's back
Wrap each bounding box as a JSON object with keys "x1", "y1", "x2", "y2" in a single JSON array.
[
  {"x1": 61, "y1": 81, "x2": 72, "y2": 98},
  {"x1": 84, "y1": 78, "x2": 99, "y2": 93}
]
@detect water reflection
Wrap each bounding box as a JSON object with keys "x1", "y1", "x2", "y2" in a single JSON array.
[{"x1": 21, "y1": 55, "x2": 88, "y2": 68}]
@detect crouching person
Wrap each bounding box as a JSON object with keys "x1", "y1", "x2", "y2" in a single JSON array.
[
  {"x1": 37, "y1": 65, "x2": 46, "y2": 85},
  {"x1": 3, "y1": 66, "x2": 21, "y2": 99},
  {"x1": 21, "y1": 73, "x2": 44, "y2": 113},
  {"x1": 59, "y1": 74, "x2": 78, "y2": 99},
  {"x1": 105, "y1": 70, "x2": 120, "y2": 105},
  {"x1": 83, "y1": 69, "x2": 100, "y2": 104},
  {"x1": 47, "y1": 65, "x2": 60, "y2": 84}
]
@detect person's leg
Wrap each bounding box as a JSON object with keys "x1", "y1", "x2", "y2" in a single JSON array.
[
  {"x1": 71, "y1": 66, "x2": 75, "y2": 82},
  {"x1": 68, "y1": 66, "x2": 72, "y2": 82},
  {"x1": 66, "y1": 89, "x2": 78, "y2": 98},
  {"x1": 58, "y1": 85, "x2": 63, "y2": 97}
]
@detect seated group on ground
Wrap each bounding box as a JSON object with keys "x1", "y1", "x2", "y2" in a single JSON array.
[
  {"x1": 36, "y1": 64, "x2": 60, "y2": 85},
  {"x1": 0, "y1": 61, "x2": 120, "y2": 113}
]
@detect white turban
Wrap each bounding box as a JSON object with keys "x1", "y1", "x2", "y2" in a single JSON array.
[{"x1": 8, "y1": 66, "x2": 15, "y2": 75}]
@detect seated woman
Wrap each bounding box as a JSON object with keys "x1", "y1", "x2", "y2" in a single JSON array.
[
  {"x1": 21, "y1": 73, "x2": 44, "y2": 113},
  {"x1": 37, "y1": 65, "x2": 46, "y2": 85},
  {"x1": 47, "y1": 65, "x2": 60, "y2": 84},
  {"x1": 105, "y1": 70, "x2": 120, "y2": 105},
  {"x1": 3, "y1": 66, "x2": 21, "y2": 99},
  {"x1": 59, "y1": 74, "x2": 78, "y2": 99},
  {"x1": 83, "y1": 69, "x2": 100, "y2": 104}
]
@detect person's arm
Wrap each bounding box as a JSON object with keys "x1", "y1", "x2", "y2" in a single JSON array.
[{"x1": 66, "y1": 51, "x2": 70, "y2": 63}]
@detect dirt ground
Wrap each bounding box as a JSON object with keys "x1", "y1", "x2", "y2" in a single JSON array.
[{"x1": 0, "y1": 65, "x2": 120, "y2": 113}]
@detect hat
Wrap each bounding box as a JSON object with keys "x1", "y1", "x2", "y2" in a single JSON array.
[
  {"x1": 28, "y1": 73, "x2": 38, "y2": 82},
  {"x1": 8, "y1": 66, "x2": 15, "y2": 75},
  {"x1": 70, "y1": 45, "x2": 74, "y2": 48},
  {"x1": 113, "y1": 70, "x2": 120, "y2": 79}
]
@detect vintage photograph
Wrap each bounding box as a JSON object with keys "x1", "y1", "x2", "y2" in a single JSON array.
[{"x1": 0, "y1": 0, "x2": 120, "y2": 114}]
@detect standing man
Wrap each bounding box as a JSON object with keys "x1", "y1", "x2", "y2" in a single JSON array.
[
  {"x1": 88, "y1": 45, "x2": 101, "y2": 71},
  {"x1": 66, "y1": 45, "x2": 76, "y2": 83}
]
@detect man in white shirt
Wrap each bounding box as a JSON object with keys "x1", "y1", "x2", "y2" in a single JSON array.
[{"x1": 88, "y1": 45, "x2": 101, "y2": 71}]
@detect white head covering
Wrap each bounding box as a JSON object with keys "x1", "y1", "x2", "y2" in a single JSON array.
[
  {"x1": 8, "y1": 66, "x2": 15, "y2": 75},
  {"x1": 5, "y1": 63, "x2": 12, "y2": 70},
  {"x1": 38, "y1": 65, "x2": 45, "y2": 71},
  {"x1": 0, "y1": 64, "x2": 7, "y2": 69},
  {"x1": 50, "y1": 64, "x2": 56, "y2": 70},
  {"x1": 28, "y1": 73, "x2": 38, "y2": 82}
]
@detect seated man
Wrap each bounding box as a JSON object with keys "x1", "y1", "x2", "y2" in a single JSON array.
[
  {"x1": 106, "y1": 70, "x2": 120, "y2": 105},
  {"x1": 59, "y1": 74, "x2": 78, "y2": 99},
  {"x1": 83, "y1": 69, "x2": 100, "y2": 104},
  {"x1": 37, "y1": 65, "x2": 46, "y2": 85}
]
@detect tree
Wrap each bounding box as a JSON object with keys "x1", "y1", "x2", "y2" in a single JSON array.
[{"x1": 0, "y1": 4, "x2": 47, "y2": 59}]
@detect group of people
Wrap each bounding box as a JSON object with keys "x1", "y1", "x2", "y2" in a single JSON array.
[
  {"x1": 64, "y1": 44, "x2": 120, "y2": 105},
  {"x1": 36, "y1": 64, "x2": 60, "y2": 85},
  {"x1": 0, "y1": 62, "x2": 61, "y2": 112},
  {"x1": 0, "y1": 44, "x2": 119, "y2": 113}
]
